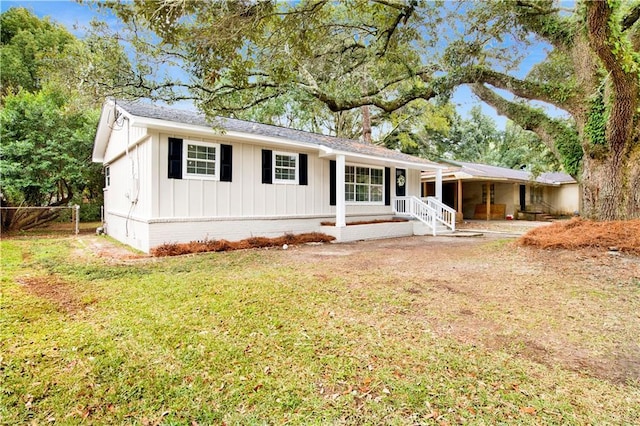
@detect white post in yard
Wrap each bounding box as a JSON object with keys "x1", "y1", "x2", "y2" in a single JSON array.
[
  {"x1": 435, "y1": 168, "x2": 443, "y2": 202},
  {"x1": 336, "y1": 154, "x2": 346, "y2": 228},
  {"x1": 74, "y1": 204, "x2": 80, "y2": 235}
]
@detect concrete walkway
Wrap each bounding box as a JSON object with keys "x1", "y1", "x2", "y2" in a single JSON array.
[{"x1": 455, "y1": 219, "x2": 555, "y2": 236}]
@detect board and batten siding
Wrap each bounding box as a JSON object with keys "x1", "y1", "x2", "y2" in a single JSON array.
[
  {"x1": 102, "y1": 125, "x2": 153, "y2": 252},
  {"x1": 103, "y1": 124, "x2": 147, "y2": 164},
  {"x1": 155, "y1": 134, "x2": 330, "y2": 218}
]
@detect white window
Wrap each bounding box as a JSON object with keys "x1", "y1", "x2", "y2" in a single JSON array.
[
  {"x1": 105, "y1": 166, "x2": 110, "y2": 187},
  {"x1": 184, "y1": 141, "x2": 220, "y2": 180},
  {"x1": 345, "y1": 165, "x2": 384, "y2": 203},
  {"x1": 273, "y1": 151, "x2": 298, "y2": 184}
]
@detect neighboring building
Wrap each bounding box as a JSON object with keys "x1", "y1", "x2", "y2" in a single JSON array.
[
  {"x1": 421, "y1": 161, "x2": 579, "y2": 220},
  {"x1": 92, "y1": 99, "x2": 453, "y2": 253}
]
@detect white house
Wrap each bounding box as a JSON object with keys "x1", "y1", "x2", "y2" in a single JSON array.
[{"x1": 92, "y1": 99, "x2": 453, "y2": 253}]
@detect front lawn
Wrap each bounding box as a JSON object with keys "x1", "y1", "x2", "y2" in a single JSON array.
[{"x1": 1, "y1": 234, "x2": 638, "y2": 424}]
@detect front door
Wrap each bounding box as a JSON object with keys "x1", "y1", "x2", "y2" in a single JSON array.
[
  {"x1": 395, "y1": 168, "x2": 406, "y2": 197},
  {"x1": 519, "y1": 185, "x2": 526, "y2": 211}
]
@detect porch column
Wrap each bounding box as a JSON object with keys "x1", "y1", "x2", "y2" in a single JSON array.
[
  {"x1": 335, "y1": 154, "x2": 346, "y2": 228},
  {"x1": 435, "y1": 168, "x2": 443, "y2": 201},
  {"x1": 457, "y1": 179, "x2": 463, "y2": 214},
  {"x1": 486, "y1": 182, "x2": 491, "y2": 221}
]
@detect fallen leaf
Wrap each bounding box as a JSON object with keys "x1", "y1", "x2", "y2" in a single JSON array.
[
  {"x1": 520, "y1": 406, "x2": 536, "y2": 415},
  {"x1": 427, "y1": 409, "x2": 440, "y2": 419}
]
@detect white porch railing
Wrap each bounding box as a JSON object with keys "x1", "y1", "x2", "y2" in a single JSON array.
[
  {"x1": 428, "y1": 196, "x2": 456, "y2": 232},
  {"x1": 393, "y1": 196, "x2": 456, "y2": 236}
]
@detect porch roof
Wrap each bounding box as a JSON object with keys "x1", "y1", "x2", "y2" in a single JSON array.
[{"x1": 422, "y1": 161, "x2": 576, "y2": 186}]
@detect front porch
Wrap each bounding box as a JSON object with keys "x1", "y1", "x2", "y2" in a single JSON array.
[
  {"x1": 322, "y1": 194, "x2": 456, "y2": 243},
  {"x1": 326, "y1": 153, "x2": 453, "y2": 239}
]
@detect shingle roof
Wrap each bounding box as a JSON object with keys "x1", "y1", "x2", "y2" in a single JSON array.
[
  {"x1": 423, "y1": 160, "x2": 576, "y2": 185},
  {"x1": 115, "y1": 99, "x2": 441, "y2": 168},
  {"x1": 537, "y1": 171, "x2": 576, "y2": 184}
]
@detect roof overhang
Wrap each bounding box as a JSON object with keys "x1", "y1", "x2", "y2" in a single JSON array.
[{"x1": 92, "y1": 99, "x2": 119, "y2": 162}]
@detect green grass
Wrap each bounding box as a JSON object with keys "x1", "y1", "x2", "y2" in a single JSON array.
[{"x1": 1, "y1": 237, "x2": 638, "y2": 425}]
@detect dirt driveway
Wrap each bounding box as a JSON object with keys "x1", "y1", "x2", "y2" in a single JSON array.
[
  {"x1": 78, "y1": 227, "x2": 640, "y2": 384},
  {"x1": 284, "y1": 233, "x2": 640, "y2": 385}
]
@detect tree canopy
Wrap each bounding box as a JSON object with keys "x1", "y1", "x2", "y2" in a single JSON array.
[
  {"x1": 412, "y1": 106, "x2": 561, "y2": 174},
  {"x1": 0, "y1": 7, "x2": 138, "y2": 230},
  {"x1": 0, "y1": 89, "x2": 101, "y2": 231},
  {"x1": 87, "y1": 1, "x2": 640, "y2": 219}
]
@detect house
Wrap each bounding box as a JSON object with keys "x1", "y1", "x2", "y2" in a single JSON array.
[
  {"x1": 421, "y1": 160, "x2": 579, "y2": 221},
  {"x1": 92, "y1": 99, "x2": 454, "y2": 253}
]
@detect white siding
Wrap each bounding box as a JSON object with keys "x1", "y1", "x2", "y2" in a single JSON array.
[
  {"x1": 156, "y1": 135, "x2": 331, "y2": 218},
  {"x1": 103, "y1": 127, "x2": 151, "y2": 216},
  {"x1": 104, "y1": 128, "x2": 432, "y2": 252},
  {"x1": 103, "y1": 124, "x2": 147, "y2": 163}
]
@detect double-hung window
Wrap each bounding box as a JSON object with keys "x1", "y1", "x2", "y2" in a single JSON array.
[
  {"x1": 184, "y1": 140, "x2": 220, "y2": 180},
  {"x1": 273, "y1": 151, "x2": 298, "y2": 184},
  {"x1": 345, "y1": 165, "x2": 384, "y2": 203}
]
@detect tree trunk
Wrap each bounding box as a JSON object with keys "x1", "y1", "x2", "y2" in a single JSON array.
[
  {"x1": 581, "y1": 144, "x2": 640, "y2": 220},
  {"x1": 0, "y1": 207, "x2": 63, "y2": 233},
  {"x1": 362, "y1": 105, "x2": 372, "y2": 143},
  {"x1": 581, "y1": 0, "x2": 640, "y2": 220}
]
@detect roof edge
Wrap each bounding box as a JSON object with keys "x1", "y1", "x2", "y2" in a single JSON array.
[{"x1": 92, "y1": 99, "x2": 119, "y2": 162}]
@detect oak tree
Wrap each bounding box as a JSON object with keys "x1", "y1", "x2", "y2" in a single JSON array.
[{"x1": 101, "y1": 0, "x2": 639, "y2": 220}]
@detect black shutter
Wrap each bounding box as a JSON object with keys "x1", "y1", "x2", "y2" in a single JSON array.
[
  {"x1": 329, "y1": 160, "x2": 336, "y2": 206},
  {"x1": 220, "y1": 144, "x2": 233, "y2": 182},
  {"x1": 299, "y1": 153, "x2": 308, "y2": 186},
  {"x1": 396, "y1": 168, "x2": 406, "y2": 197},
  {"x1": 384, "y1": 167, "x2": 391, "y2": 206},
  {"x1": 262, "y1": 149, "x2": 272, "y2": 184},
  {"x1": 168, "y1": 137, "x2": 183, "y2": 179}
]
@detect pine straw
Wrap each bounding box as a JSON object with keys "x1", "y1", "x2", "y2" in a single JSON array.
[
  {"x1": 320, "y1": 218, "x2": 408, "y2": 226},
  {"x1": 151, "y1": 232, "x2": 335, "y2": 257},
  {"x1": 518, "y1": 218, "x2": 640, "y2": 255}
]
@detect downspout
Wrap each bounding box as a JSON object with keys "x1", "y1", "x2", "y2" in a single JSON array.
[{"x1": 335, "y1": 154, "x2": 346, "y2": 228}]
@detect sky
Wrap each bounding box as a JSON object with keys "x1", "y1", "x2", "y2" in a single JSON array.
[
  {"x1": 1, "y1": 0, "x2": 565, "y2": 130},
  {"x1": 0, "y1": 0, "x2": 108, "y2": 37}
]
